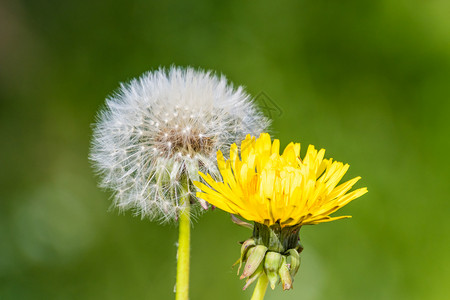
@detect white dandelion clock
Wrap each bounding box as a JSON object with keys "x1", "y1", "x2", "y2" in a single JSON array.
[{"x1": 90, "y1": 66, "x2": 269, "y2": 223}]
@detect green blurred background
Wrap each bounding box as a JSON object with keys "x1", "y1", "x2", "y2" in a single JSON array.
[{"x1": 1, "y1": 0, "x2": 449, "y2": 299}]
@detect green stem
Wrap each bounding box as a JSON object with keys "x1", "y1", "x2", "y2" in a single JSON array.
[
  {"x1": 176, "y1": 196, "x2": 190, "y2": 300},
  {"x1": 251, "y1": 273, "x2": 269, "y2": 300}
]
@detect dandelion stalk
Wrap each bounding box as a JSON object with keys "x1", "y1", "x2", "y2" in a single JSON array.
[
  {"x1": 251, "y1": 274, "x2": 268, "y2": 300},
  {"x1": 176, "y1": 194, "x2": 190, "y2": 300}
]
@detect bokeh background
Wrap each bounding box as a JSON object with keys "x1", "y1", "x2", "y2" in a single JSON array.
[{"x1": 1, "y1": 0, "x2": 450, "y2": 299}]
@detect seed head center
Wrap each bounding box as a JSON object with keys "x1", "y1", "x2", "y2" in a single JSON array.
[{"x1": 154, "y1": 125, "x2": 215, "y2": 158}]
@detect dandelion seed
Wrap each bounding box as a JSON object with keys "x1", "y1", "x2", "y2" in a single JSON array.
[{"x1": 90, "y1": 66, "x2": 269, "y2": 223}]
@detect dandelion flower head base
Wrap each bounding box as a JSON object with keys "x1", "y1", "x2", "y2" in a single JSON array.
[
  {"x1": 235, "y1": 222, "x2": 303, "y2": 291},
  {"x1": 252, "y1": 222, "x2": 302, "y2": 253},
  {"x1": 90, "y1": 67, "x2": 269, "y2": 222}
]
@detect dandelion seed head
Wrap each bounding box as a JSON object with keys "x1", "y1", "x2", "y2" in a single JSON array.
[{"x1": 90, "y1": 66, "x2": 269, "y2": 222}]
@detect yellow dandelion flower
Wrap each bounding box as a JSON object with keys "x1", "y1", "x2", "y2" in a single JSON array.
[
  {"x1": 195, "y1": 133, "x2": 367, "y2": 227},
  {"x1": 194, "y1": 133, "x2": 367, "y2": 293}
]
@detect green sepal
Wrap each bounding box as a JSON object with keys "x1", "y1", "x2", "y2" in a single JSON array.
[
  {"x1": 242, "y1": 261, "x2": 264, "y2": 290},
  {"x1": 241, "y1": 245, "x2": 267, "y2": 279},
  {"x1": 264, "y1": 251, "x2": 282, "y2": 289},
  {"x1": 278, "y1": 256, "x2": 292, "y2": 290},
  {"x1": 235, "y1": 238, "x2": 256, "y2": 274},
  {"x1": 286, "y1": 248, "x2": 301, "y2": 277}
]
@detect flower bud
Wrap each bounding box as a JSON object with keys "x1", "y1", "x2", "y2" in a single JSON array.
[{"x1": 264, "y1": 251, "x2": 282, "y2": 290}]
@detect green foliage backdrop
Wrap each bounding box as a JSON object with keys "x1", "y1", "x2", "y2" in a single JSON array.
[{"x1": 1, "y1": 0, "x2": 449, "y2": 299}]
